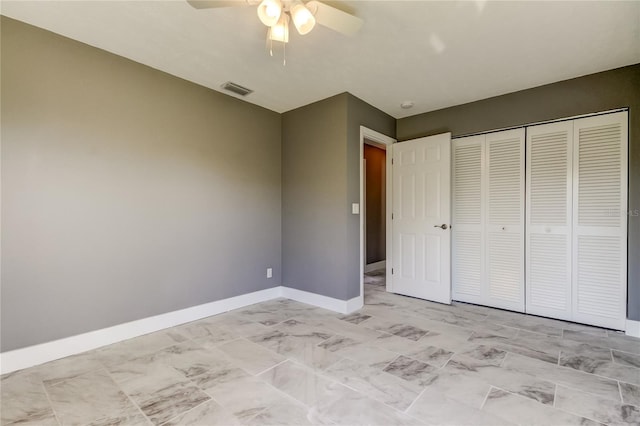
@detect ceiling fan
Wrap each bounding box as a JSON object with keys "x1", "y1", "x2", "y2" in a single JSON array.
[{"x1": 187, "y1": 0, "x2": 363, "y2": 45}]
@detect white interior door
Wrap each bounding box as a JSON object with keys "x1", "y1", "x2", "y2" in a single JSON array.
[
  {"x1": 526, "y1": 121, "x2": 574, "y2": 321},
  {"x1": 572, "y1": 112, "x2": 627, "y2": 330},
  {"x1": 392, "y1": 133, "x2": 451, "y2": 304}
]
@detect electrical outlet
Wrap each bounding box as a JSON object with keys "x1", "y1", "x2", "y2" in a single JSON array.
[{"x1": 267, "y1": 268, "x2": 273, "y2": 278}]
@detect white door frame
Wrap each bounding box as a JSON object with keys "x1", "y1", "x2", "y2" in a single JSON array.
[{"x1": 360, "y1": 126, "x2": 396, "y2": 297}]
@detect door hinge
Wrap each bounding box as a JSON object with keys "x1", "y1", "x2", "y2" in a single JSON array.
[
  {"x1": 391, "y1": 158, "x2": 394, "y2": 165},
  {"x1": 391, "y1": 268, "x2": 394, "y2": 275},
  {"x1": 392, "y1": 213, "x2": 394, "y2": 220}
]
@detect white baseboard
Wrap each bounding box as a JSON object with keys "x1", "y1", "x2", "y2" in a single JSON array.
[
  {"x1": 364, "y1": 260, "x2": 386, "y2": 273},
  {"x1": 280, "y1": 287, "x2": 362, "y2": 315},
  {"x1": 0, "y1": 285, "x2": 366, "y2": 374},
  {"x1": 0, "y1": 287, "x2": 281, "y2": 375},
  {"x1": 626, "y1": 319, "x2": 640, "y2": 338},
  {"x1": 345, "y1": 295, "x2": 364, "y2": 313}
]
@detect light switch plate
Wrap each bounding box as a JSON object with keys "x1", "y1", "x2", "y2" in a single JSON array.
[
  {"x1": 352, "y1": 203, "x2": 360, "y2": 214},
  {"x1": 267, "y1": 268, "x2": 273, "y2": 278}
]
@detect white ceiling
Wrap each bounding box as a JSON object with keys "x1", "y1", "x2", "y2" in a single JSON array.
[{"x1": 2, "y1": 0, "x2": 639, "y2": 118}]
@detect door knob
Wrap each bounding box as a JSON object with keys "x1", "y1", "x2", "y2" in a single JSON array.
[{"x1": 434, "y1": 224, "x2": 448, "y2": 230}]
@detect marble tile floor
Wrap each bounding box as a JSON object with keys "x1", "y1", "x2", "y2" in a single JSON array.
[{"x1": 2, "y1": 271, "x2": 639, "y2": 426}]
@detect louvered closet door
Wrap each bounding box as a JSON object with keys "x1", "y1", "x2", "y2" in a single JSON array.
[
  {"x1": 572, "y1": 112, "x2": 628, "y2": 330},
  {"x1": 452, "y1": 135, "x2": 484, "y2": 305},
  {"x1": 526, "y1": 121, "x2": 573, "y2": 321},
  {"x1": 485, "y1": 129, "x2": 525, "y2": 312}
]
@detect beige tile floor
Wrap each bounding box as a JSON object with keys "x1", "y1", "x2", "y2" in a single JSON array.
[{"x1": 2, "y1": 270, "x2": 639, "y2": 425}]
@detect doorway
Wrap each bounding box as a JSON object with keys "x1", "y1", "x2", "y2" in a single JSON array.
[
  {"x1": 363, "y1": 143, "x2": 387, "y2": 291},
  {"x1": 364, "y1": 143, "x2": 386, "y2": 272},
  {"x1": 359, "y1": 127, "x2": 395, "y2": 299}
]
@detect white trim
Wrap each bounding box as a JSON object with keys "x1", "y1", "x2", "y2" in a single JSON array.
[
  {"x1": 0, "y1": 287, "x2": 281, "y2": 374},
  {"x1": 365, "y1": 260, "x2": 386, "y2": 273},
  {"x1": 0, "y1": 285, "x2": 367, "y2": 374},
  {"x1": 360, "y1": 126, "x2": 396, "y2": 298},
  {"x1": 626, "y1": 319, "x2": 640, "y2": 338},
  {"x1": 345, "y1": 295, "x2": 364, "y2": 313},
  {"x1": 280, "y1": 286, "x2": 362, "y2": 314}
]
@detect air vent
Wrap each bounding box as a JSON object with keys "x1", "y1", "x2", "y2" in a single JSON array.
[{"x1": 221, "y1": 81, "x2": 253, "y2": 97}]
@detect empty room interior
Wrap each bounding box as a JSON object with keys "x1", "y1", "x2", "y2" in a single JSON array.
[{"x1": 2, "y1": 1, "x2": 640, "y2": 425}]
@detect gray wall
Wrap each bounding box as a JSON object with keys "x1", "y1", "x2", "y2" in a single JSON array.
[
  {"x1": 281, "y1": 94, "x2": 349, "y2": 300},
  {"x1": 397, "y1": 64, "x2": 640, "y2": 321},
  {"x1": 282, "y1": 93, "x2": 394, "y2": 300},
  {"x1": 1, "y1": 17, "x2": 282, "y2": 352}
]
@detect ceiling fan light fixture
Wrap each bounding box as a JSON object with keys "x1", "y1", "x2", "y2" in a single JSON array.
[
  {"x1": 268, "y1": 13, "x2": 290, "y2": 43},
  {"x1": 290, "y1": 0, "x2": 316, "y2": 35},
  {"x1": 257, "y1": 0, "x2": 282, "y2": 27}
]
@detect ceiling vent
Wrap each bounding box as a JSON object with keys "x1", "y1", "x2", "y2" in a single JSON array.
[{"x1": 221, "y1": 81, "x2": 253, "y2": 97}]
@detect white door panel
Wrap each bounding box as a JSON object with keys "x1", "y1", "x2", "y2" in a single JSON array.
[
  {"x1": 452, "y1": 130, "x2": 524, "y2": 312},
  {"x1": 392, "y1": 133, "x2": 451, "y2": 304},
  {"x1": 485, "y1": 129, "x2": 525, "y2": 311},
  {"x1": 526, "y1": 121, "x2": 573, "y2": 321},
  {"x1": 525, "y1": 111, "x2": 627, "y2": 330},
  {"x1": 572, "y1": 112, "x2": 627, "y2": 330},
  {"x1": 452, "y1": 136, "x2": 484, "y2": 304}
]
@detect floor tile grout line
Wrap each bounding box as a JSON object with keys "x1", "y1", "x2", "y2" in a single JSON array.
[
  {"x1": 378, "y1": 354, "x2": 402, "y2": 372},
  {"x1": 479, "y1": 385, "x2": 493, "y2": 410},
  {"x1": 554, "y1": 407, "x2": 603, "y2": 425},
  {"x1": 40, "y1": 380, "x2": 63, "y2": 426},
  {"x1": 94, "y1": 334, "x2": 193, "y2": 370},
  {"x1": 211, "y1": 389, "x2": 270, "y2": 426},
  {"x1": 157, "y1": 397, "x2": 212, "y2": 426},
  {"x1": 463, "y1": 350, "x2": 621, "y2": 405},
  {"x1": 253, "y1": 358, "x2": 290, "y2": 377},
  {"x1": 314, "y1": 358, "x2": 423, "y2": 417},
  {"x1": 504, "y1": 350, "x2": 634, "y2": 400},
  {"x1": 101, "y1": 365, "x2": 155, "y2": 426},
  {"x1": 257, "y1": 371, "x2": 321, "y2": 411},
  {"x1": 617, "y1": 380, "x2": 624, "y2": 403},
  {"x1": 555, "y1": 359, "x2": 640, "y2": 386},
  {"x1": 490, "y1": 383, "x2": 606, "y2": 425},
  {"x1": 608, "y1": 345, "x2": 640, "y2": 358},
  {"x1": 402, "y1": 385, "x2": 427, "y2": 415},
  {"x1": 320, "y1": 354, "x2": 349, "y2": 372},
  {"x1": 552, "y1": 381, "x2": 622, "y2": 406},
  {"x1": 264, "y1": 354, "x2": 419, "y2": 420},
  {"x1": 498, "y1": 351, "x2": 508, "y2": 368}
]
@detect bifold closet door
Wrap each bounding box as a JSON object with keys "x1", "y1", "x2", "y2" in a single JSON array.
[
  {"x1": 485, "y1": 129, "x2": 525, "y2": 311},
  {"x1": 526, "y1": 121, "x2": 574, "y2": 321},
  {"x1": 572, "y1": 112, "x2": 627, "y2": 330},
  {"x1": 452, "y1": 135, "x2": 484, "y2": 305},
  {"x1": 452, "y1": 130, "x2": 524, "y2": 311}
]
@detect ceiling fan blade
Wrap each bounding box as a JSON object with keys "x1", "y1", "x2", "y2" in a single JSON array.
[
  {"x1": 186, "y1": 0, "x2": 257, "y2": 9},
  {"x1": 305, "y1": 1, "x2": 363, "y2": 36}
]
